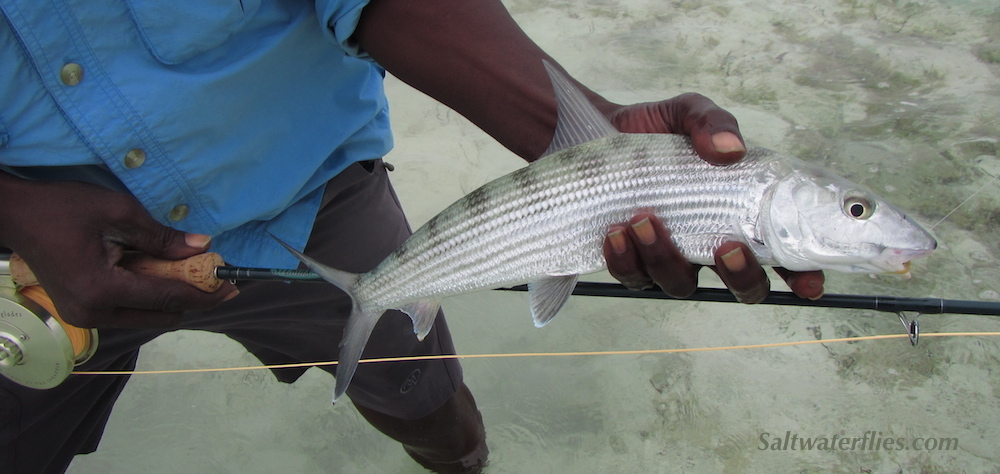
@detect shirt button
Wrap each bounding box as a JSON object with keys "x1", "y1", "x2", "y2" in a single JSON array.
[
  {"x1": 123, "y1": 149, "x2": 146, "y2": 169},
  {"x1": 168, "y1": 204, "x2": 190, "y2": 222},
  {"x1": 60, "y1": 63, "x2": 84, "y2": 86}
]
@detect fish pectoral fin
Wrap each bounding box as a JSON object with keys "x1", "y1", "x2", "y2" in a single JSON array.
[
  {"x1": 540, "y1": 60, "x2": 620, "y2": 157},
  {"x1": 528, "y1": 274, "x2": 580, "y2": 327},
  {"x1": 725, "y1": 221, "x2": 773, "y2": 263},
  {"x1": 333, "y1": 305, "x2": 383, "y2": 404},
  {"x1": 744, "y1": 238, "x2": 771, "y2": 262},
  {"x1": 398, "y1": 299, "x2": 442, "y2": 341}
]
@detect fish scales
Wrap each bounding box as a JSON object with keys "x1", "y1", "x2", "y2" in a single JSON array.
[{"x1": 357, "y1": 134, "x2": 771, "y2": 309}]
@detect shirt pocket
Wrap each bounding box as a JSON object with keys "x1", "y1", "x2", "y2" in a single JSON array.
[{"x1": 124, "y1": 0, "x2": 262, "y2": 65}]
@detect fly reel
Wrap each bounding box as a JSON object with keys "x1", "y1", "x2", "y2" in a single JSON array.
[
  {"x1": 0, "y1": 252, "x2": 223, "y2": 389},
  {"x1": 0, "y1": 255, "x2": 97, "y2": 389}
]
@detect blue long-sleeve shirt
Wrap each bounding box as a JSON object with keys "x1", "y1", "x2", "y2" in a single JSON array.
[{"x1": 0, "y1": 0, "x2": 392, "y2": 269}]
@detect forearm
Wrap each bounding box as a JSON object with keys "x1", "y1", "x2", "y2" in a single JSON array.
[{"x1": 354, "y1": 0, "x2": 618, "y2": 161}]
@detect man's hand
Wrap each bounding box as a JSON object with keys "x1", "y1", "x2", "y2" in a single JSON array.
[
  {"x1": 0, "y1": 173, "x2": 238, "y2": 328},
  {"x1": 601, "y1": 96, "x2": 825, "y2": 303}
]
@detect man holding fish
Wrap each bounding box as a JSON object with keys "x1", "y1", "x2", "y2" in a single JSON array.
[{"x1": 0, "y1": 0, "x2": 826, "y2": 472}]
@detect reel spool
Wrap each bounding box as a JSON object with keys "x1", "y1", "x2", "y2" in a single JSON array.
[{"x1": 0, "y1": 252, "x2": 223, "y2": 389}]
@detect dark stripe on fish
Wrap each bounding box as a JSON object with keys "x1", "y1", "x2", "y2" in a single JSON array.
[
  {"x1": 630, "y1": 143, "x2": 654, "y2": 171},
  {"x1": 463, "y1": 186, "x2": 492, "y2": 217},
  {"x1": 512, "y1": 166, "x2": 540, "y2": 192},
  {"x1": 574, "y1": 151, "x2": 607, "y2": 176}
]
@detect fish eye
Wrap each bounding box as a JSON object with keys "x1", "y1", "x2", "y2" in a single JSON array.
[{"x1": 844, "y1": 195, "x2": 875, "y2": 219}]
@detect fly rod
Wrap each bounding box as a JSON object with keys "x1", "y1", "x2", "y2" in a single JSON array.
[
  {"x1": 214, "y1": 265, "x2": 1000, "y2": 346},
  {"x1": 5, "y1": 252, "x2": 998, "y2": 389}
]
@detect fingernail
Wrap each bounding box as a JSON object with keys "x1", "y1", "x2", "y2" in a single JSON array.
[
  {"x1": 630, "y1": 218, "x2": 656, "y2": 245},
  {"x1": 608, "y1": 229, "x2": 628, "y2": 254},
  {"x1": 223, "y1": 289, "x2": 240, "y2": 302},
  {"x1": 720, "y1": 247, "x2": 747, "y2": 272},
  {"x1": 807, "y1": 280, "x2": 824, "y2": 301},
  {"x1": 185, "y1": 233, "x2": 211, "y2": 249},
  {"x1": 711, "y1": 131, "x2": 746, "y2": 154}
]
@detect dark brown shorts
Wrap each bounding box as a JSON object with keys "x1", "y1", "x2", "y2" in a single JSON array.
[{"x1": 0, "y1": 161, "x2": 463, "y2": 472}]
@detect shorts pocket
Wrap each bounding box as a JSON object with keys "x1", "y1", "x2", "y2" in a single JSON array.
[{"x1": 124, "y1": 0, "x2": 262, "y2": 64}]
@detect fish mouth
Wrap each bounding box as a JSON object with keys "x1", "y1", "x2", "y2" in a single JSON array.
[
  {"x1": 874, "y1": 247, "x2": 935, "y2": 276},
  {"x1": 885, "y1": 261, "x2": 913, "y2": 278}
]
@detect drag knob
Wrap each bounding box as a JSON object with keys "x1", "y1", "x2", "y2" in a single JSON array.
[{"x1": 0, "y1": 333, "x2": 23, "y2": 367}]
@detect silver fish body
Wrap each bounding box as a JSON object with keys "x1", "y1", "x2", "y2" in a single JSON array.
[
  {"x1": 360, "y1": 132, "x2": 935, "y2": 311},
  {"x1": 278, "y1": 61, "x2": 936, "y2": 402}
]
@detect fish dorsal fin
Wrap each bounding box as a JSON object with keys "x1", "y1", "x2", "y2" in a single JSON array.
[
  {"x1": 398, "y1": 299, "x2": 442, "y2": 341},
  {"x1": 541, "y1": 60, "x2": 620, "y2": 157},
  {"x1": 528, "y1": 274, "x2": 580, "y2": 327}
]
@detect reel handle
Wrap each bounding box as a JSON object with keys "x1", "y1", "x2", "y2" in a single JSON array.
[{"x1": 8, "y1": 252, "x2": 226, "y2": 292}]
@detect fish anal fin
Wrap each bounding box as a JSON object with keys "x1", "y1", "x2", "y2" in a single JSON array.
[
  {"x1": 528, "y1": 274, "x2": 580, "y2": 327},
  {"x1": 398, "y1": 299, "x2": 442, "y2": 341},
  {"x1": 541, "y1": 60, "x2": 620, "y2": 157}
]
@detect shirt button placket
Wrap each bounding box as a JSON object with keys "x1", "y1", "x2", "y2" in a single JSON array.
[{"x1": 56, "y1": 61, "x2": 192, "y2": 226}]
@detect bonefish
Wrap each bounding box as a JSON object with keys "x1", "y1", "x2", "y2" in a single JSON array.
[{"x1": 277, "y1": 61, "x2": 937, "y2": 402}]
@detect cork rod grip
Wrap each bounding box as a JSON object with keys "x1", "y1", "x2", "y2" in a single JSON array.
[{"x1": 9, "y1": 252, "x2": 226, "y2": 293}]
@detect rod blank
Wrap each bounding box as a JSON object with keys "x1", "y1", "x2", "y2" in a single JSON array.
[{"x1": 499, "y1": 283, "x2": 1000, "y2": 316}]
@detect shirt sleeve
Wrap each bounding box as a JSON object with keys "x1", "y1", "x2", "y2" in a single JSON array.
[{"x1": 314, "y1": 0, "x2": 374, "y2": 58}]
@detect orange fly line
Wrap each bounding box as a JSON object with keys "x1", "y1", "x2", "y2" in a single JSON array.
[{"x1": 72, "y1": 331, "x2": 1000, "y2": 377}]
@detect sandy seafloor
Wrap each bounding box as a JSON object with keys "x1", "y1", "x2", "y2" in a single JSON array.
[{"x1": 67, "y1": 0, "x2": 1000, "y2": 472}]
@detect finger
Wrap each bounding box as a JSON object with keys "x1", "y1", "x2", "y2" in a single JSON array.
[
  {"x1": 671, "y1": 93, "x2": 747, "y2": 165},
  {"x1": 712, "y1": 241, "x2": 770, "y2": 304},
  {"x1": 604, "y1": 225, "x2": 654, "y2": 290},
  {"x1": 773, "y1": 267, "x2": 825, "y2": 300},
  {"x1": 111, "y1": 270, "x2": 238, "y2": 313},
  {"x1": 61, "y1": 269, "x2": 238, "y2": 328},
  {"x1": 103, "y1": 198, "x2": 213, "y2": 260},
  {"x1": 626, "y1": 214, "x2": 698, "y2": 298}
]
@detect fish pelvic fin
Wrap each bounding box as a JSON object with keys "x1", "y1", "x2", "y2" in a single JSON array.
[
  {"x1": 398, "y1": 300, "x2": 442, "y2": 341},
  {"x1": 528, "y1": 274, "x2": 580, "y2": 327},
  {"x1": 540, "y1": 60, "x2": 620, "y2": 158}
]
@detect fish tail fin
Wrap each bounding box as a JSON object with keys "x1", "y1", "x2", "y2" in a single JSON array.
[
  {"x1": 333, "y1": 303, "x2": 382, "y2": 403},
  {"x1": 272, "y1": 235, "x2": 379, "y2": 403}
]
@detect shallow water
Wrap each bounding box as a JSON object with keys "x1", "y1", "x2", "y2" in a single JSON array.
[{"x1": 68, "y1": 0, "x2": 1000, "y2": 472}]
